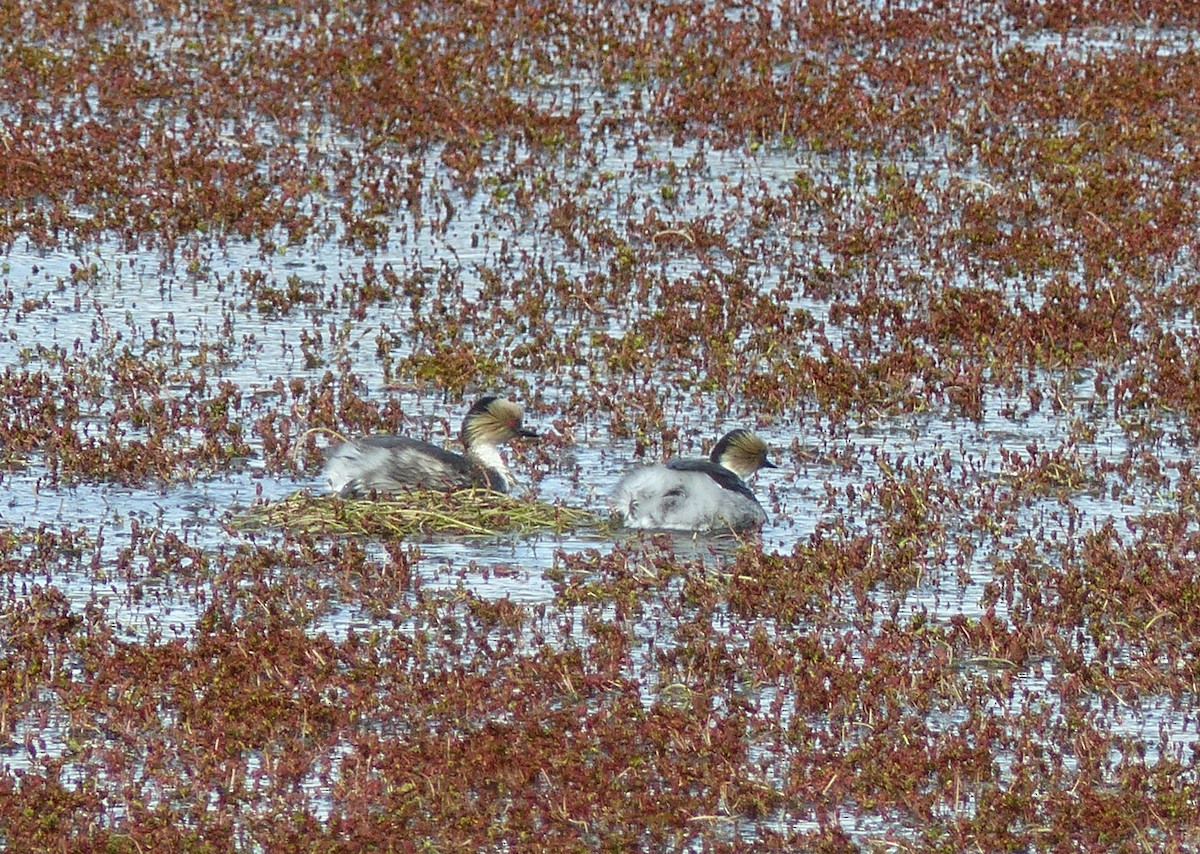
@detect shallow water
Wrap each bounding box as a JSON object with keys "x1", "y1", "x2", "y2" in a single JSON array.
[
  {"x1": 0, "y1": 220, "x2": 1174, "y2": 688},
  {"x1": 3, "y1": 5, "x2": 1200, "y2": 846}
]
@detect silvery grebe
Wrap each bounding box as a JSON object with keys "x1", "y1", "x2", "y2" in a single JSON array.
[
  {"x1": 609, "y1": 429, "x2": 777, "y2": 533},
  {"x1": 324, "y1": 396, "x2": 537, "y2": 497}
]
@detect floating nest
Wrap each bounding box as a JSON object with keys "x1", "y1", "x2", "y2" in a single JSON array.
[{"x1": 233, "y1": 489, "x2": 603, "y2": 539}]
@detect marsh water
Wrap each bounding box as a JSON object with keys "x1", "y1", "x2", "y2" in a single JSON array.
[{"x1": 4, "y1": 2, "x2": 1200, "y2": 847}]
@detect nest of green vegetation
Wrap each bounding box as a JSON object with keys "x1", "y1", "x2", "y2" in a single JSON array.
[{"x1": 234, "y1": 489, "x2": 603, "y2": 538}]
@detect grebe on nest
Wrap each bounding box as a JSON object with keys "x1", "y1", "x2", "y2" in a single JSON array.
[{"x1": 324, "y1": 396, "x2": 537, "y2": 497}]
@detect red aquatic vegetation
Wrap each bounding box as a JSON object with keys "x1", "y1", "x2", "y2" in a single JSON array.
[{"x1": 5, "y1": 0, "x2": 1200, "y2": 849}]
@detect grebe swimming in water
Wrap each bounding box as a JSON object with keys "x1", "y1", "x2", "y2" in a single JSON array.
[
  {"x1": 324, "y1": 396, "x2": 537, "y2": 497},
  {"x1": 609, "y1": 429, "x2": 777, "y2": 533}
]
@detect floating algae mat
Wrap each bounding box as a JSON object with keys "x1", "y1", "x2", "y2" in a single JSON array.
[{"x1": 234, "y1": 489, "x2": 603, "y2": 538}]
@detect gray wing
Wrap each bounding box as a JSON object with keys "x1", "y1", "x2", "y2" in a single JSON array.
[
  {"x1": 324, "y1": 436, "x2": 490, "y2": 495},
  {"x1": 666, "y1": 458, "x2": 758, "y2": 502},
  {"x1": 352, "y1": 436, "x2": 475, "y2": 473}
]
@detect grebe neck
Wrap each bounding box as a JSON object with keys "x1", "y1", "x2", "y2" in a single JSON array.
[{"x1": 467, "y1": 444, "x2": 516, "y2": 491}]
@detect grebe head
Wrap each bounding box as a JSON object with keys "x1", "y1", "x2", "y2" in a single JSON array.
[
  {"x1": 460, "y1": 396, "x2": 538, "y2": 450},
  {"x1": 710, "y1": 429, "x2": 776, "y2": 479}
]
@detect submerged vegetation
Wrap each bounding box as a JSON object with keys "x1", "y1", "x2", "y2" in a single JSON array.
[{"x1": 3, "y1": 0, "x2": 1200, "y2": 849}]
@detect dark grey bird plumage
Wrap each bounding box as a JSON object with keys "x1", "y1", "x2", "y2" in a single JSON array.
[{"x1": 324, "y1": 396, "x2": 536, "y2": 497}]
